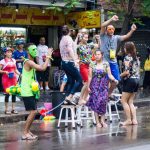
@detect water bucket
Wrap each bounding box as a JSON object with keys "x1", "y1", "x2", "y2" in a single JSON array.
[{"x1": 8, "y1": 72, "x2": 14, "y2": 78}]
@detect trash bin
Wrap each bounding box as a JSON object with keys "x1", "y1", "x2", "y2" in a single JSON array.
[{"x1": 51, "y1": 91, "x2": 67, "y2": 119}]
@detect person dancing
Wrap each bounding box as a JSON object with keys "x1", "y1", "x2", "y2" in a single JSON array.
[
  {"x1": 21, "y1": 44, "x2": 53, "y2": 140},
  {"x1": 120, "y1": 42, "x2": 140, "y2": 126},
  {"x1": 59, "y1": 25, "x2": 82, "y2": 105},
  {"x1": 77, "y1": 33, "x2": 97, "y2": 105}
]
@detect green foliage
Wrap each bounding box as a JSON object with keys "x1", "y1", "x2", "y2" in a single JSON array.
[
  {"x1": 46, "y1": 0, "x2": 81, "y2": 15},
  {"x1": 142, "y1": 0, "x2": 150, "y2": 16},
  {"x1": 131, "y1": 18, "x2": 145, "y2": 26}
]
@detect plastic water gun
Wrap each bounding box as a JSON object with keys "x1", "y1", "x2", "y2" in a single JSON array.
[
  {"x1": 43, "y1": 115, "x2": 56, "y2": 121},
  {"x1": 31, "y1": 81, "x2": 40, "y2": 99},
  {"x1": 6, "y1": 85, "x2": 21, "y2": 96}
]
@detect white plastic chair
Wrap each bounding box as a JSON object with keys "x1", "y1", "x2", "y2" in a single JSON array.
[{"x1": 106, "y1": 93, "x2": 122, "y2": 123}]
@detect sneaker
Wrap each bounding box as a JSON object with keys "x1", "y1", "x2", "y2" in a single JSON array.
[
  {"x1": 40, "y1": 87, "x2": 43, "y2": 90},
  {"x1": 45, "y1": 86, "x2": 49, "y2": 91}
]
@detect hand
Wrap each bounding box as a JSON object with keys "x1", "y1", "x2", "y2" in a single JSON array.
[
  {"x1": 47, "y1": 48, "x2": 53, "y2": 60},
  {"x1": 77, "y1": 33, "x2": 82, "y2": 37},
  {"x1": 74, "y1": 60, "x2": 79, "y2": 68},
  {"x1": 111, "y1": 15, "x2": 119, "y2": 21},
  {"x1": 125, "y1": 70, "x2": 130, "y2": 76},
  {"x1": 4, "y1": 71, "x2": 9, "y2": 74},
  {"x1": 131, "y1": 24, "x2": 137, "y2": 31}
]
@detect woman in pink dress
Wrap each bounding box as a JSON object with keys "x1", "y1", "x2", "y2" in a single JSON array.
[{"x1": 0, "y1": 47, "x2": 20, "y2": 114}]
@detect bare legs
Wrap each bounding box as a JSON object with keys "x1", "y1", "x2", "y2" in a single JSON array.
[
  {"x1": 40, "y1": 81, "x2": 49, "y2": 90},
  {"x1": 79, "y1": 82, "x2": 89, "y2": 105},
  {"x1": 23, "y1": 110, "x2": 38, "y2": 139},
  {"x1": 95, "y1": 113, "x2": 108, "y2": 128},
  {"x1": 120, "y1": 92, "x2": 137, "y2": 126}
]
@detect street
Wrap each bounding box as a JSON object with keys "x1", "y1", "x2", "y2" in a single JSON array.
[{"x1": 0, "y1": 106, "x2": 150, "y2": 150}]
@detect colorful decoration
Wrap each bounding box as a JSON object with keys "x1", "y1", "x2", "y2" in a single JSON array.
[
  {"x1": 39, "y1": 108, "x2": 56, "y2": 122},
  {"x1": 6, "y1": 85, "x2": 21, "y2": 96},
  {"x1": 31, "y1": 81, "x2": 40, "y2": 99}
]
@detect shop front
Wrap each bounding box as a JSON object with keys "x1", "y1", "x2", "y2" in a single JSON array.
[{"x1": 0, "y1": 6, "x2": 65, "y2": 49}]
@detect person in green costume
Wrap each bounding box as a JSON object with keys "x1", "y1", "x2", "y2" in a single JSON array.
[{"x1": 21, "y1": 43, "x2": 53, "y2": 140}]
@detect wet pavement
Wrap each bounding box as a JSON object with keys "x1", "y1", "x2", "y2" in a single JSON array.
[
  {"x1": 0, "y1": 107, "x2": 150, "y2": 150},
  {"x1": 0, "y1": 89, "x2": 150, "y2": 149}
]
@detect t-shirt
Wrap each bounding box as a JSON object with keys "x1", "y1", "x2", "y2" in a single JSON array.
[
  {"x1": 37, "y1": 44, "x2": 50, "y2": 66},
  {"x1": 100, "y1": 33, "x2": 122, "y2": 63},
  {"x1": 13, "y1": 50, "x2": 28, "y2": 73}
]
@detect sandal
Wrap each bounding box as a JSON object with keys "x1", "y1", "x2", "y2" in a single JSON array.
[
  {"x1": 5, "y1": 111, "x2": 11, "y2": 115},
  {"x1": 22, "y1": 134, "x2": 38, "y2": 140},
  {"x1": 11, "y1": 110, "x2": 18, "y2": 114},
  {"x1": 29, "y1": 132, "x2": 38, "y2": 139}
]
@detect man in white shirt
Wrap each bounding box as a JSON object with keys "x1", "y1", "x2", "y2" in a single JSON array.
[{"x1": 36, "y1": 37, "x2": 50, "y2": 90}]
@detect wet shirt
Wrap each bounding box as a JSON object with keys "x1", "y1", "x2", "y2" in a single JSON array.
[
  {"x1": 123, "y1": 55, "x2": 140, "y2": 78},
  {"x1": 100, "y1": 33, "x2": 122, "y2": 62},
  {"x1": 77, "y1": 43, "x2": 94, "y2": 64}
]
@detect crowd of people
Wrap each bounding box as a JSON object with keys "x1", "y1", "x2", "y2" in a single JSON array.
[{"x1": 0, "y1": 15, "x2": 149, "y2": 140}]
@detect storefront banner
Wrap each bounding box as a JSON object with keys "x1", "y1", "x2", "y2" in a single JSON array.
[
  {"x1": 66, "y1": 10, "x2": 101, "y2": 29},
  {"x1": 0, "y1": 6, "x2": 65, "y2": 26}
]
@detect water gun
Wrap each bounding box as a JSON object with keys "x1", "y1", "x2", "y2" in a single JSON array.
[
  {"x1": 6, "y1": 85, "x2": 21, "y2": 96},
  {"x1": 43, "y1": 115, "x2": 56, "y2": 121},
  {"x1": 31, "y1": 81, "x2": 40, "y2": 99}
]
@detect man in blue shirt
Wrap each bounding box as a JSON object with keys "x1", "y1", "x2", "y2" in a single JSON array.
[{"x1": 13, "y1": 39, "x2": 28, "y2": 73}]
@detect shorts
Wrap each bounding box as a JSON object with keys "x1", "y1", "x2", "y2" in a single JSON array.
[
  {"x1": 22, "y1": 96, "x2": 37, "y2": 111},
  {"x1": 62, "y1": 74, "x2": 67, "y2": 83},
  {"x1": 37, "y1": 67, "x2": 50, "y2": 82},
  {"x1": 122, "y1": 78, "x2": 139, "y2": 93},
  {"x1": 80, "y1": 63, "x2": 89, "y2": 82},
  {"x1": 109, "y1": 62, "x2": 121, "y2": 81}
]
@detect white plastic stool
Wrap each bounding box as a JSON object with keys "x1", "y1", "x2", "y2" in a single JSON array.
[
  {"x1": 76, "y1": 105, "x2": 96, "y2": 127},
  {"x1": 106, "y1": 93, "x2": 121, "y2": 122},
  {"x1": 57, "y1": 105, "x2": 82, "y2": 129}
]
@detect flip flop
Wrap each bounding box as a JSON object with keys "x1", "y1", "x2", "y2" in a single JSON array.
[
  {"x1": 29, "y1": 132, "x2": 38, "y2": 139},
  {"x1": 21, "y1": 134, "x2": 38, "y2": 140}
]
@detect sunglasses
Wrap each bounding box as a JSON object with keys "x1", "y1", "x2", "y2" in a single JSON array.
[{"x1": 107, "y1": 28, "x2": 115, "y2": 31}]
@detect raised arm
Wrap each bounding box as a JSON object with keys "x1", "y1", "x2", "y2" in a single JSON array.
[
  {"x1": 120, "y1": 24, "x2": 137, "y2": 41},
  {"x1": 28, "y1": 48, "x2": 53, "y2": 71},
  {"x1": 101, "y1": 15, "x2": 119, "y2": 34}
]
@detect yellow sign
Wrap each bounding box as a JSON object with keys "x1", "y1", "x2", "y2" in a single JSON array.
[
  {"x1": 66, "y1": 10, "x2": 101, "y2": 29},
  {"x1": 0, "y1": 6, "x2": 65, "y2": 26}
]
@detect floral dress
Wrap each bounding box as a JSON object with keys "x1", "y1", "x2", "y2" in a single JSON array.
[{"x1": 86, "y1": 62, "x2": 109, "y2": 115}]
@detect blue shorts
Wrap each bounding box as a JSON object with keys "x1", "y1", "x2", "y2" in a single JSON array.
[
  {"x1": 62, "y1": 74, "x2": 67, "y2": 83},
  {"x1": 109, "y1": 62, "x2": 121, "y2": 81}
]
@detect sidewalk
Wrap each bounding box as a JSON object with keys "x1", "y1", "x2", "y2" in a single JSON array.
[{"x1": 0, "y1": 90, "x2": 150, "y2": 124}]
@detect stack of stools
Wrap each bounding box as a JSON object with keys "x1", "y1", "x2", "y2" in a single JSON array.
[
  {"x1": 106, "y1": 93, "x2": 122, "y2": 123},
  {"x1": 76, "y1": 105, "x2": 96, "y2": 127},
  {"x1": 57, "y1": 105, "x2": 82, "y2": 129}
]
